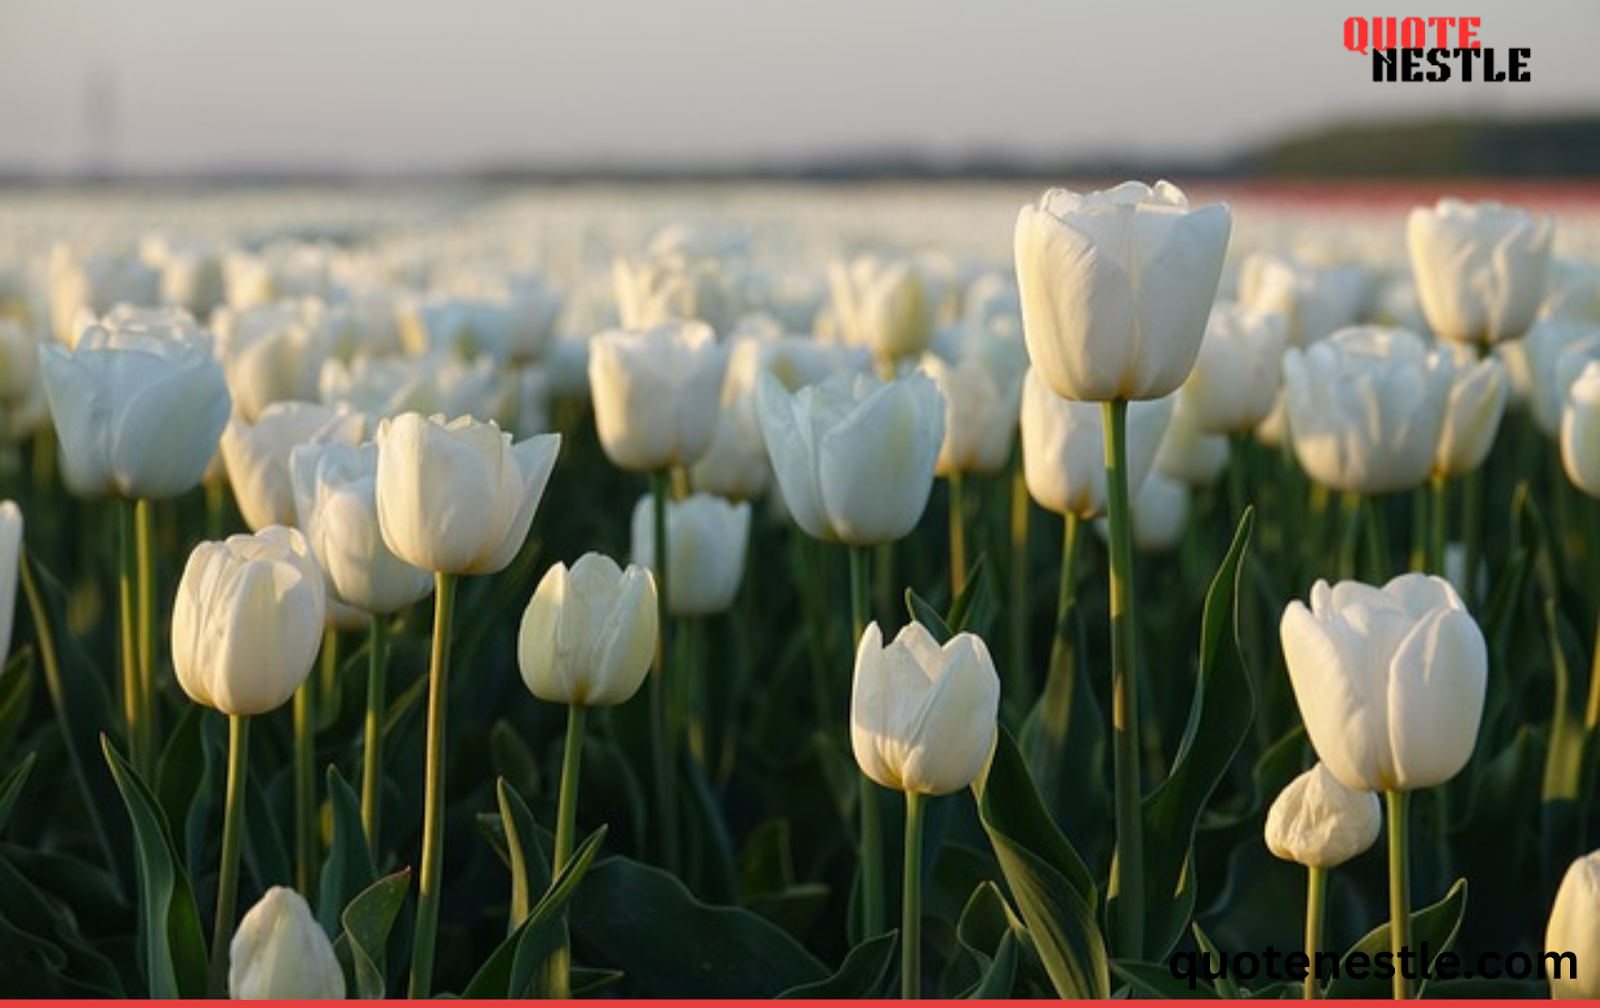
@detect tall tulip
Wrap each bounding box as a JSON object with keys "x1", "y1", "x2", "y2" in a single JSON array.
[
  {"x1": 1546, "y1": 850, "x2": 1600, "y2": 1000},
  {"x1": 588, "y1": 321, "x2": 728, "y2": 473},
  {"x1": 1427, "y1": 353, "x2": 1509, "y2": 573},
  {"x1": 1408, "y1": 197, "x2": 1553, "y2": 347},
  {"x1": 828, "y1": 254, "x2": 933, "y2": 373},
  {"x1": 229, "y1": 887, "x2": 345, "y2": 999}
]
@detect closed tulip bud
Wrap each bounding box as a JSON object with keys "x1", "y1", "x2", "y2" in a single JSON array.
[
  {"x1": 1547, "y1": 850, "x2": 1600, "y2": 999},
  {"x1": 756, "y1": 370, "x2": 943, "y2": 545},
  {"x1": 589, "y1": 322, "x2": 728, "y2": 472},
  {"x1": 39, "y1": 313, "x2": 231, "y2": 499},
  {"x1": 1094, "y1": 471, "x2": 1190, "y2": 554},
  {"x1": 1434, "y1": 353, "x2": 1509, "y2": 479},
  {"x1": 1179, "y1": 302, "x2": 1288, "y2": 435},
  {"x1": 850, "y1": 621, "x2": 1000, "y2": 795},
  {"x1": 828, "y1": 254, "x2": 932, "y2": 366},
  {"x1": 1015, "y1": 180, "x2": 1231, "y2": 402},
  {"x1": 1264, "y1": 763, "x2": 1382, "y2": 869},
  {"x1": 1154, "y1": 405, "x2": 1229, "y2": 489},
  {"x1": 1020, "y1": 367, "x2": 1171, "y2": 519},
  {"x1": 630, "y1": 493, "x2": 750, "y2": 616},
  {"x1": 228, "y1": 886, "x2": 345, "y2": 999},
  {"x1": 375, "y1": 413, "x2": 560, "y2": 576},
  {"x1": 1283, "y1": 327, "x2": 1452, "y2": 494},
  {"x1": 1408, "y1": 198, "x2": 1553, "y2": 346},
  {"x1": 1561, "y1": 361, "x2": 1600, "y2": 498},
  {"x1": 518, "y1": 552, "x2": 657, "y2": 707},
  {"x1": 921, "y1": 351, "x2": 1022, "y2": 477},
  {"x1": 290, "y1": 442, "x2": 434, "y2": 614},
  {"x1": 221, "y1": 403, "x2": 365, "y2": 532},
  {"x1": 1281, "y1": 574, "x2": 1487, "y2": 793},
  {"x1": 0, "y1": 502, "x2": 19, "y2": 664},
  {"x1": 172, "y1": 526, "x2": 326, "y2": 716}
]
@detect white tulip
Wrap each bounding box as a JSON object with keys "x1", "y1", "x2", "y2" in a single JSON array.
[
  {"x1": 1154, "y1": 405, "x2": 1230, "y2": 489},
  {"x1": 1236, "y1": 253, "x2": 1369, "y2": 347},
  {"x1": 589, "y1": 322, "x2": 728, "y2": 472},
  {"x1": 518, "y1": 553, "x2": 658, "y2": 707},
  {"x1": 1547, "y1": 849, "x2": 1600, "y2": 999},
  {"x1": 1408, "y1": 197, "x2": 1553, "y2": 346},
  {"x1": 229, "y1": 887, "x2": 345, "y2": 999},
  {"x1": 1561, "y1": 360, "x2": 1600, "y2": 498},
  {"x1": 1180, "y1": 301, "x2": 1288, "y2": 435},
  {"x1": 1434, "y1": 353, "x2": 1509, "y2": 478},
  {"x1": 221, "y1": 403, "x2": 365, "y2": 532},
  {"x1": 1020, "y1": 367, "x2": 1171, "y2": 519},
  {"x1": 921, "y1": 351, "x2": 1022, "y2": 477},
  {"x1": 828, "y1": 254, "x2": 932, "y2": 366},
  {"x1": 630, "y1": 493, "x2": 750, "y2": 616},
  {"x1": 1264, "y1": 762, "x2": 1382, "y2": 869}
]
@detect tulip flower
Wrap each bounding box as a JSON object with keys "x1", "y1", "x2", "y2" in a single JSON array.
[
  {"x1": 1434, "y1": 353, "x2": 1509, "y2": 480},
  {"x1": 1281, "y1": 573, "x2": 1487, "y2": 999},
  {"x1": 690, "y1": 337, "x2": 775, "y2": 500},
  {"x1": 372, "y1": 412, "x2": 559, "y2": 997},
  {"x1": 229, "y1": 887, "x2": 345, "y2": 999},
  {"x1": 0, "y1": 501, "x2": 18, "y2": 666},
  {"x1": 1547, "y1": 850, "x2": 1600, "y2": 1000},
  {"x1": 588, "y1": 321, "x2": 728, "y2": 472},
  {"x1": 1540, "y1": 257, "x2": 1600, "y2": 324},
  {"x1": 1265, "y1": 762, "x2": 1381, "y2": 1000},
  {"x1": 1408, "y1": 197, "x2": 1553, "y2": 347},
  {"x1": 1236, "y1": 252, "x2": 1370, "y2": 347},
  {"x1": 629, "y1": 493, "x2": 749, "y2": 617},
  {"x1": 1283, "y1": 327, "x2": 1452, "y2": 496},
  {"x1": 828, "y1": 254, "x2": 933, "y2": 372},
  {"x1": 1562, "y1": 360, "x2": 1600, "y2": 499},
  {"x1": 1020, "y1": 368, "x2": 1171, "y2": 520},
  {"x1": 213, "y1": 307, "x2": 331, "y2": 423},
  {"x1": 851, "y1": 620, "x2": 999, "y2": 998},
  {"x1": 1153, "y1": 405, "x2": 1230, "y2": 490},
  {"x1": 1179, "y1": 301, "x2": 1288, "y2": 435},
  {"x1": 1514, "y1": 319, "x2": 1600, "y2": 437},
  {"x1": 613, "y1": 252, "x2": 736, "y2": 334},
  {"x1": 320, "y1": 353, "x2": 502, "y2": 424},
  {"x1": 1096, "y1": 471, "x2": 1190, "y2": 555},
  {"x1": 47, "y1": 247, "x2": 160, "y2": 346},
  {"x1": 222, "y1": 402, "x2": 365, "y2": 532}
]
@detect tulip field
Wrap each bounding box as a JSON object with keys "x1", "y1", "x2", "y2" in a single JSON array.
[{"x1": 5, "y1": 179, "x2": 1600, "y2": 998}]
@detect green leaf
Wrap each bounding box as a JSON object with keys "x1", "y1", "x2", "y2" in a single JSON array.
[
  {"x1": 1133, "y1": 508, "x2": 1256, "y2": 959},
  {"x1": 496, "y1": 777, "x2": 547, "y2": 933},
  {"x1": 904, "y1": 587, "x2": 955, "y2": 644},
  {"x1": 967, "y1": 931, "x2": 1019, "y2": 998},
  {"x1": 334, "y1": 867, "x2": 411, "y2": 999},
  {"x1": 1540, "y1": 600, "x2": 1588, "y2": 886},
  {"x1": 746, "y1": 884, "x2": 830, "y2": 940},
  {"x1": 100, "y1": 736, "x2": 208, "y2": 999},
  {"x1": 946, "y1": 553, "x2": 996, "y2": 640},
  {"x1": 951, "y1": 881, "x2": 1025, "y2": 999},
  {"x1": 0, "y1": 753, "x2": 36, "y2": 834},
  {"x1": 1324, "y1": 877, "x2": 1468, "y2": 999},
  {"x1": 776, "y1": 931, "x2": 898, "y2": 998},
  {"x1": 0, "y1": 849, "x2": 125, "y2": 996},
  {"x1": 0, "y1": 649, "x2": 34, "y2": 761},
  {"x1": 1191, "y1": 922, "x2": 1238, "y2": 998},
  {"x1": 1112, "y1": 960, "x2": 1220, "y2": 998},
  {"x1": 570, "y1": 854, "x2": 827, "y2": 997},
  {"x1": 974, "y1": 727, "x2": 1108, "y2": 998},
  {"x1": 318, "y1": 766, "x2": 376, "y2": 936}
]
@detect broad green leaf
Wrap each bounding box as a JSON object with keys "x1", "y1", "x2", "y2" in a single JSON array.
[
  {"x1": 905, "y1": 587, "x2": 955, "y2": 644},
  {"x1": 1540, "y1": 600, "x2": 1588, "y2": 887},
  {"x1": 0, "y1": 850, "x2": 125, "y2": 996},
  {"x1": 1112, "y1": 960, "x2": 1220, "y2": 998},
  {"x1": 496, "y1": 777, "x2": 547, "y2": 933},
  {"x1": 776, "y1": 931, "x2": 898, "y2": 998},
  {"x1": 746, "y1": 883, "x2": 830, "y2": 940},
  {"x1": 966, "y1": 930, "x2": 1019, "y2": 998},
  {"x1": 974, "y1": 727, "x2": 1108, "y2": 998},
  {"x1": 951, "y1": 881, "x2": 1025, "y2": 999},
  {"x1": 318, "y1": 766, "x2": 376, "y2": 936},
  {"x1": 334, "y1": 867, "x2": 411, "y2": 999},
  {"x1": 1324, "y1": 877, "x2": 1468, "y2": 999},
  {"x1": 101, "y1": 736, "x2": 207, "y2": 999}
]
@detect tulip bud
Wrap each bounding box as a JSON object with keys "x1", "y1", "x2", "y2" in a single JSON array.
[
  {"x1": 828, "y1": 254, "x2": 933, "y2": 367},
  {"x1": 1434, "y1": 353, "x2": 1508, "y2": 479},
  {"x1": 850, "y1": 621, "x2": 1000, "y2": 795},
  {"x1": 1265, "y1": 763, "x2": 1382, "y2": 868},
  {"x1": 921, "y1": 351, "x2": 1022, "y2": 478},
  {"x1": 1153, "y1": 405, "x2": 1229, "y2": 489},
  {"x1": 1547, "y1": 849, "x2": 1600, "y2": 1000},
  {"x1": 518, "y1": 553, "x2": 658, "y2": 707},
  {"x1": 1014, "y1": 180, "x2": 1231, "y2": 402},
  {"x1": 613, "y1": 253, "x2": 736, "y2": 334},
  {"x1": 221, "y1": 402, "x2": 365, "y2": 532},
  {"x1": 1095, "y1": 471, "x2": 1190, "y2": 554},
  {"x1": 1236, "y1": 253, "x2": 1369, "y2": 347},
  {"x1": 0, "y1": 501, "x2": 19, "y2": 664},
  {"x1": 1020, "y1": 368, "x2": 1171, "y2": 519},
  {"x1": 1280, "y1": 574, "x2": 1487, "y2": 793},
  {"x1": 1561, "y1": 360, "x2": 1600, "y2": 498},
  {"x1": 228, "y1": 886, "x2": 345, "y2": 999},
  {"x1": 589, "y1": 322, "x2": 728, "y2": 472},
  {"x1": 172, "y1": 526, "x2": 326, "y2": 716},
  {"x1": 1179, "y1": 301, "x2": 1288, "y2": 435},
  {"x1": 1408, "y1": 197, "x2": 1553, "y2": 346},
  {"x1": 374, "y1": 413, "x2": 560, "y2": 575},
  {"x1": 630, "y1": 493, "x2": 750, "y2": 616}
]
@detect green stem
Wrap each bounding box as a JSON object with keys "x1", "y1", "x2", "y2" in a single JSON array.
[
  {"x1": 554, "y1": 704, "x2": 588, "y2": 875},
  {"x1": 205, "y1": 479, "x2": 225, "y2": 540},
  {"x1": 293, "y1": 677, "x2": 316, "y2": 895},
  {"x1": 1386, "y1": 789, "x2": 1413, "y2": 1000},
  {"x1": 850, "y1": 544, "x2": 886, "y2": 938},
  {"x1": 208, "y1": 714, "x2": 250, "y2": 998},
  {"x1": 1227, "y1": 434, "x2": 1249, "y2": 521},
  {"x1": 649, "y1": 470, "x2": 679, "y2": 873},
  {"x1": 361, "y1": 617, "x2": 386, "y2": 849},
  {"x1": 1102, "y1": 398, "x2": 1145, "y2": 960},
  {"x1": 134, "y1": 498, "x2": 157, "y2": 778},
  {"x1": 1461, "y1": 468, "x2": 1483, "y2": 609},
  {"x1": 1336, "y1": 492, "x2": 1363, "y2": 581},
  {"x1": 1007, "y1": 454, "x2": 1032, "y2": 708},
  {"x1": 1363, "y1": 495, "x2": 1390, "y2": 582},
  {"x1": 682, "y1": 617, "x2": 708, "y2": 768},
  {"x1": 1427, "y1": 476, "x2": 1448, "y2": 576},
  {"x1": 408, "y1": 571, "x2": 456, "y2": 999},
  {"x1": 948, "y1": 473, "x2": 968, "y2": 599},
  {"x1": 1588, "y1": 609, "x2": 1600, "y2": 733},
  {"x1": 901, "y1": 791, "x2": 926, "y2": 999},
  {"x1": 1305, "y1": 865, "x2": 1326, "y2": 1000},
  {"x1": 118, "y1": 500, "x2": 144, "y2": 779}
]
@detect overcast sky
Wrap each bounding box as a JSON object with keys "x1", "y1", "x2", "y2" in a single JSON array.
[{"x1": 0, "y1": 0, "x2": 1594, "y2": 174}]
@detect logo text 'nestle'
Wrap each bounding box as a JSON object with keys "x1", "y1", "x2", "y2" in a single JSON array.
[{"x1": 1343, "y1": 17, "x2": 1531, "y2": 82}]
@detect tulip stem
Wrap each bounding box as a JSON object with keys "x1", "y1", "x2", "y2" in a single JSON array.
[
  {"x1": 134, "y1": 498, "x2": 157, "y2": 778},
  {"x1": 1386, "y1": 789, "x2": 1413, "y2": 1000},
  {"x1": 1427, "y1": 476, "x2": 1448, "y2": 576},
  {"x1": 554, "y1": 703, "x2": 587, "y2": 875},
  {"x1": 901, "y1": 790, "x2": 926, "y2": 999},
  {"x1": 361, "y1": 617, "x2": 386, "y2": 849},
  {"x1": 1461, "y1": 469, "x2": 1483, "y2": 609},
  {"x1": 1304, "y1": 865, "x2": 1326, "y2": 1000},
  {"x1": 1335, "y1": 492, "x2": 1362, "y2": 581},
  {"x1": 294, "y1": 678, "x2": 316, "y2": 895},
  {"x1": 208, "y1": 713, "x2": 250, "y2": 998},
  {"x1": 948, "y1": 474, "x2": 968, "y2": 599},
  {"x1": 408, "y1": 571, "x2": 456, "y2": 1000},
  {"x1": 1007, "y1": 453, "x2": 1031, "y2": 710},
  {"x1": 118, "y1": 500, "x2": 145, "y2": 779},
  {"x1": 1102, "y1": 398, "x2": 1146, "y2": 960},
  {"x1": 649, "y1": 470, "x2": 680, "y2": 873},
  {"x1": 850, "y1": 543, "x2": 886, "y2": 938}
]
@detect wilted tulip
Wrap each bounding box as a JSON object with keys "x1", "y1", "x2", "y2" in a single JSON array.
[
  {"x1": 1434, "y1": 352, "x2": 1509, "y2": 479},
  {"x1": 630, "y1": 493, "x2": 750, "y2": 616},
  {"x1": 221, "y1": 402, "x2": 365, "y2": 531},
  {"x1": 1020, "y1": 368, "x2": 1171, "y2": 519},
  {"x1": 1265, "y1": 762, "x2": 1382, "y2": 869},
  {"x1": 1280, "y1": 574, "x2": 1487, "y2": 793},
  {"x1": 290, "y1": 442, "x2": 434, "y2": 614},
  {"x1": 756, "y1": 370, "x2": 944, "y2": 545},
  {"x1": 921, "y1": 351, "x2": 1022, "y2": 477},
  {"x1": 39, "y1": 313, "x2": 231, "y2": 499},
  {"x1": 589, "y1": 322, "x2": 728, "y2": 472},
  {"x1": 518, "y1": 552, "x2": 658, "y2": 707},
  {"x1": 1561, "y1": 360, "x2": 1600, "y2": 498},
  {"x1": 229, "y1": 887, "x2": 345, "y2": 999},
  {"x1": 1546, "y1": 849, "x2": 1600, "y2": 999},
  {"x1": 0, "y1": 502, "x2": 18, "y2": 664},
  {"x1": 1014, "y1": 180, "x2": 1231, "y2": 402},
  {"x1": 828, "y1": 254, "x2": 933, "y2": 367},
  {"x1": 373, "y1": 413, "x2": 559, "y2": 576},
  {"x1": 172, "y1": 526, "x2": 326, "y2": 716},
  {"x1": 1408, "y1": 198, "x2": 1553, "y2": 346},
  {"x1": 1179, "y1": 301, "x2": 1288, "y2": 435},
  {"x1": 1283, "y1": 326, "x2": 1452, "y2": 494},
  {"x1": 850, "y1": 621, "x2": 1000, "y2": 795}
]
